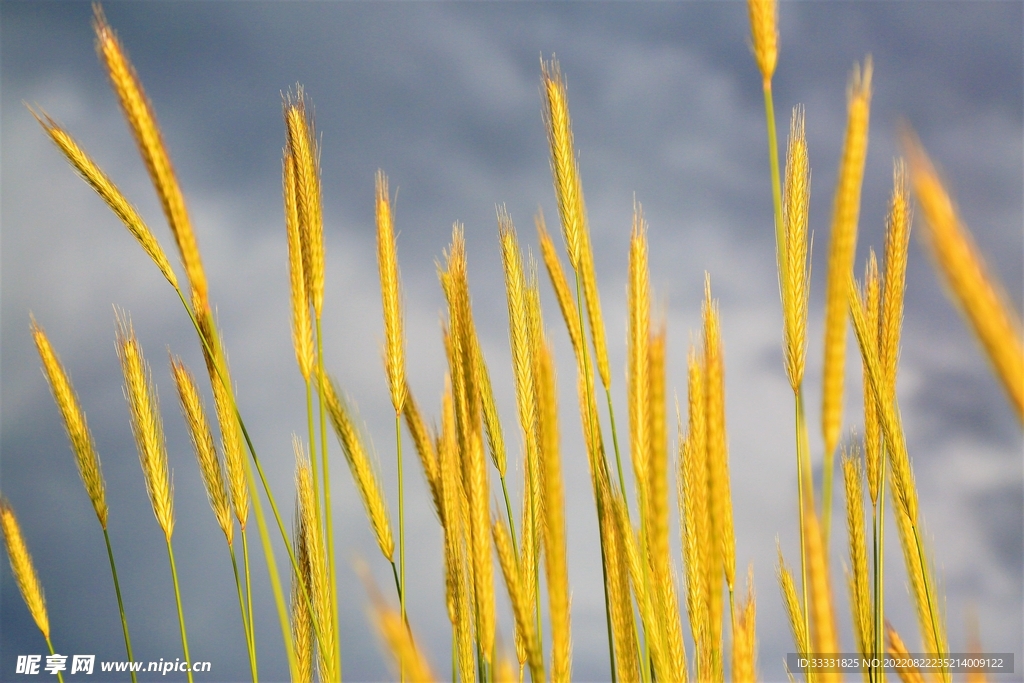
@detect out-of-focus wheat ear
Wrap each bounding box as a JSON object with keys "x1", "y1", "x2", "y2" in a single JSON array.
[
  {"x1": 495, "y1": 654, "x2": 518, "y2": 683},
  {"x1": 746, "y1": 0, "x2": 778, "y2": 84},
  {"x1": 116, "y1": 313, "x2": 174, "y2": 541},
  {"x1": 0, "y1": 500, "x2": 50, "y2": 639},
  {"x1": 732, "y1": 566, "x2": 758, "y2": 683},
  {"x1": 322, "y1": 376, "x2": 395, "y2": 562},
  {"x1": 541, "y1": 57, "x2": 584, "y2": 272},
  {"x1": 93, "y1": 6, "x2": 206, "y2": 311},
  {"x1": 860, "y1": 253, "x2": 883, "y2": 505},
  {"x1": 368, "y1": 588, "x2": 437, "y2": 682},
  {"x1": 903, "y1": 132, "x2": 1024, "y2": 419},
  {"x1": 536, "y1": 341, "x2": 572, "y2": 683},
  {"x1": 603, "y1": 477, "x2": 640, "y2": 683},
  {"x1": 291, "y1": 500, "x2": 313, "y2": 683},
  {"x1": 648, "y1": 323, "x2": 669, "y2": 575},
  {"x1": 965, "y1": 612, "x2": 990, "y2": 683},
  {"x1": 776, "y1": 546, "x2": 809, "y2": 659},
  {"x1": 375, "y1": 171, "x2": 407, "y2": 414},
  {"x1": 197, "y1": 312, "x2": 249, "y2": 530},
  {"x1": 499, "y1": 207, "x2": 538, "y2": 478},
  {"x1": 493, "y1": 519, "x2": 544, "y2": 682},
  {"x1": 171, "y1": 357, "x2": 232, "y2": 544},
  {"x1": 30, "y1": 317, "x2": 108, "y2": 527},
  {"x1": 822, "y1": 57, "x2": 873, "y2": 461},
  {"x1": 885, "y1": 623, "x2": 927, "y2": 683},
  {"x1": 803, "y1": 498, "x2": 840, "y2": 682},
  {"x1": 879, "y1": 160, "x2": 912, "y2": 397},
  {"x1": 284, "y1": 151, "x2": 314, "y2": 382},
  {"x1": 284, "y1": 87, "x2": 324, "y2": 318},
  {"x1": 627, "y1": 207, "x2": 651, "y2": 516},
  {"x1": 842, "y1": 449, "x2": 872, "y2": 666},
  {"x1": 704, "y1": 275, "x2": 736, "y2": 599},
  {"x1": 295, "y1": 442, "x2": 334, "y2": 683},
  {"x1": 891, "y1": 485, "x2": 941, "y2": 657},
  {"x1": 781, "y1": 105, "x2": 811, "y2": 392},
  {"x1": 31, "y1": 109, "x2": 179, "y2": 290},
  {"x1": 402, "y1": 382, "x2": 443, "y2": 520},
  {"x1": 537, "y1": 209, "x2": 585, "y2": 360}
]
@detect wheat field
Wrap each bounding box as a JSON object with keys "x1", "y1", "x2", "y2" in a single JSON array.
[{"x1": 1, "y1": 3, "x2": 1021, "y2": 681}]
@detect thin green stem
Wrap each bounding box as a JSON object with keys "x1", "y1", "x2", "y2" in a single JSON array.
[
  {"x1": 241, "y1": 530, "x2": 258, "y2": 682},
  {"x1": 912, "y1": 522, "x2": 948, "y2": 683},
  {"x1": 498, "y1": 473, "x2": 519, "y2": 555},
  {"x1": 573, "y1": 272, "x2": 617, "y2": 683},
  {"x1": 45, "y1": 636, "x2": 65, "y2": 683},
  {"x1": 315, "y1": 317, "x2": 341, "y2": 683},
  {"x1": 396, "y1": 411, "x2": 407, "y2": 632},
  {"x1": 306, "y1": 379, "x2": 322, "y2": 546},
  {"x1": 452, "y1": 626, "x2": 458, "y2": 683},
  {"x1": 230, "y1": 540, "x2": 258, "y2": 683},
  {"x1": 604, "y1": 387, "x2": 629, "y2": 508},
  {"x1": 794, "y1": 389, "x2": 812, "y2": 665},
  {"x1": 872, "y1": 456, "x2": 886, "y2": 683},
  {"x1": 762, "y1": 79, "x2": 785, "y2": 279},
  {"x1": 165, "y1": 538, "x2": 194, "y2": 683},
  {"x1": 102, "y1": 527, "x2": 137, "y2": 683},
  {"x1": 391, "y1": 560, "x2": 405, "y2": 619}
]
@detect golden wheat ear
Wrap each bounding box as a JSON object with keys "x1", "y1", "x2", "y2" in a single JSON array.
[
  {"x1": 902, "y1": 129, "x2": 1024, "y2": 420},
  {"x1": 0, "y1": 499, "x2": 50, "y2": 640}
]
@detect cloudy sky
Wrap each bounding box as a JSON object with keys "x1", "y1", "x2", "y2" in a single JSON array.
[{"x1": 2, "y1": 2, "x2": 1021, "y2": 681}]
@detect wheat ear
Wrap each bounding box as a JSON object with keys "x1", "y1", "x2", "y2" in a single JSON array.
[
  {"x1": 822, "y1": 57, "x2": 873, "y2": 538},
  {"x1": 781, "y1": 106, "x2": 811, "y2": 391},
  {"x1": 842, "y1": 449, "x2": 872, "y2": 673},
  {"x1": 747, "y1": 0, "x2": 778, "y2": 85},
  {"x1": 903, "y1": 133, "x2": 1024, "y2": 419},
  {"x1": 0, "y1": 500, "x2": 50, "y2": 640},
  {"x1": 94, "y1": 6, "x2": 206, "y2": 311},
  {"x1": 732, "y1": 567, "x2": 758, "y2": 683},
  {"x1": 31, "y1": 110, "x2": 178, "y2": 290}
]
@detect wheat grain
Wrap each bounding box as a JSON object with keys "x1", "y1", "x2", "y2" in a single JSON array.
[
  {"x1": 284, "y1": 151, "x2": 314, "y2": 382},
  {"x1": 284, "y1": 89, "x2": 324, "y2": 317}
]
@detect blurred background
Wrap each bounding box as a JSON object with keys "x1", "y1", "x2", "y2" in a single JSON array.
[{"x1": 2, "y1": 2, "x2": 1021, "y2": 680}]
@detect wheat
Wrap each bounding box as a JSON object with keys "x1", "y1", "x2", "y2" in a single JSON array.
[
  {"x1": 116, "y1": 313, "x2": 174, "y2": 541},
  {"x1": 822, "y1": 57, "x2": 873, "y2": 459},
  {"x1": 31, "y1": 318, "x2": 108, "y2": 528},
  {"x1": 903, "y1": 133, "x2": 1024, "y2": 419},
  {"x1": 732, "y1": 567, "x2": 758, "y2": 683},
  {"x1": 284, "y1": 151, "x2": 314, "y2": 382},
  {"x1": 375, "y1": 171, "x2": 407, "y2": 414},
  {"x1": 284, "y1": 88, "x2": 324, "y2": 317},
  {"x1": 886, "y1": 623, "x2": 927, "y2": 683},
  {"x1": 295, "y1": 444, "x2": 334, "y2": 683},
  {"x1": 171, "y1": 358, "x2": 232, "y2": 544},
  {"x1": 537, "y1": 210, "x2": 585, "y2": 360},
  {"x1": 94, "y1": 5, "x2": 206, "y2": 311},
  {"x1": 747, "y1": 0, "x2": 778, "y2": 84},
  {"x1": 781, "y1": 106, "x2": 811, "y2": 391},
  {"x1": 541, "y1": 58, "x2": 584, "y2": 271},
  {"x1": 322, "y1": 377, "x2": 395, "y2": 562},
  {"x1": 0, "y1": 500, "x2": 50, "y2": 639},
  {"x1": 32, "y1": 110, "x2": 179, "y2": 290},
  {"x1": 492, "y1": 519, "x2": 543, "y2": 682},
  {"x1": 842, "y1": 449, "x2": 872, "y2": 670}
]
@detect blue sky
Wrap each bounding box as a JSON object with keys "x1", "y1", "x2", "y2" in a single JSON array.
[{"x1": 2, "y1": 2, "x2": 1021, "y2": 681}]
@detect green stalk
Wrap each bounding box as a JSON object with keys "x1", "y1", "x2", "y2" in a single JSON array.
[
  {"x1": 241, "y1": 531, "x2": 259, "y2": 682},
  {"x1": 102, "y1": 527, "x2": 137, "y2": 683},
  {"x1": 315, "y1": 317, "x2": 341, "y2": 682},
  {"x1": 230, "y1": 541, "x2": 258, "y2": 683},
  {"x1": 912, "y1": 522, "x2": 948, "y2": 683},
  {"x1": 165, "y1": 538, "x2": 194, "y2": 683},
  {"x1": 452, "y1": 628, "x2": 458, "y2": 683},
  {"x1": 396, "y1": 411, "x2": 407, "y2": 630},
  {"x1": 604, "y1": 387, "x2": 629, "y2": 508},
  {"x1": 794, "y1": 389, "x2": 812, "y2": 664},
  {"x1": 871, "y1": 457, "x2": 886, "y2": 683},
  {"x1": 762, "y1": 79, "x2": 785, "y2": 277},
  {"x1": 498, "y1": 474, "x2": 519, "y2": 555},
  {"x1": 391, "y1": 560, "x2": 404, "y2": 619},
  {"x1": 573, "y1": 273, "x2": 618, "y2": 683},
  {"x1": 306, "y1": 379, "x2": 322, "y2": 549},
  {"x1": 44, "y1": 636, "x2": 65, "y2": 683}
]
